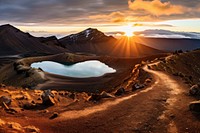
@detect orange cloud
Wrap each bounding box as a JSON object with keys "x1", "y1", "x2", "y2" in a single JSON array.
[
  {"x1": 89, "y1": 11, "x2": 126, "y2": 23},
  {"x1": 128, "y1": 0, "x2": 185, "y2": 16}
]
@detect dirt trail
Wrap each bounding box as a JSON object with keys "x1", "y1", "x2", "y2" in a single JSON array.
[
  {"x1": 43, "y1": 63, "x2": 192, "y2": 133},
  {"x1": 3, "y1": 62, "x2": 197, "y2": 133}
]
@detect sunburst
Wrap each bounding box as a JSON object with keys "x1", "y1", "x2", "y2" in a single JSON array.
[{"x1": 121, "y1": 25, "x2": 134, "y2": 37}]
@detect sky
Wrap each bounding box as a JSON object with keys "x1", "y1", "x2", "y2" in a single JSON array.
[{"x1": 0, "y1": 0, "x2": 200, "y2": 38}]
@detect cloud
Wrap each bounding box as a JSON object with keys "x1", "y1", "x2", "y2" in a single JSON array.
[
  {"x1": 89, "y1": 11, "x2": 126, "y2": 23},
  {"x1": 0, "y1": 0, "x2": 128, "y2": 24},
  {"x1": 134, "y1": 29, "x2": 200, "y2": 39},
  {"x1": 0, "y1": 0, "x2": 199, "y2": 26},
  {"x1": 128, "y1": 0, "x2": 186, "y2": 16},
  {"x1": 133, "y1": 23, "x2": 174, "y2": 27}
]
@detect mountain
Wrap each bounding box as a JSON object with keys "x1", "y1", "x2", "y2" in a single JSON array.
[
  {"x1": 60, "y1": 28, "x2": 164, "y2": 57},
  {"x1": 60, "y1": 28, "x2": 116, "y2": 44},
  {"x1": 133, "y1": 37, "x2": 200, "y2": 51},
  {"x1": 0, "y1": 24, "x2": 68, "y2": 56}
]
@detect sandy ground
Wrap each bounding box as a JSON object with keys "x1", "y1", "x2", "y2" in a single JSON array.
[{"x1": 1, "y1": 61, "x2": 199, "y2": 133}]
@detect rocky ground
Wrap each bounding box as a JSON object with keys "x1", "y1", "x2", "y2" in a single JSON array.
[{"x1": 0, "y1": 51, "x2": 200, "y2": 132}]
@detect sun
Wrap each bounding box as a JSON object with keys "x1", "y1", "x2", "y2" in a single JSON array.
[
  {"x1": 122, "y1": 25, "x2": 134, "y2": 37},
  {"x1": 125, "y1": 30, "x2": 133, "y2": 37}
]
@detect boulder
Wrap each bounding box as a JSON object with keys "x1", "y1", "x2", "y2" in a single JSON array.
[
  {"x1": 15, "y1": 65, "x2": 30, "y2": 74},
  {"x1": 114, "y1": 88, "x2": 125, "y2": 96},
  {"x1": 24, "y1": 125, "x2": 40, "y2": 133},
  {"x1": 189, "y1": 101, "x2": 200, "y2": 112},
  {"x1": 87, "y1": 94, "x2": 101, "y2": 102},
  {"x1": 68, "y1": 92, "x2": 76, "y2": 100},
  {"x1": 0, "y1": 96, "x2": 11, "y2": 107},
  {"x1": 49, "y1": 112, "x2": 59, "y2": 119},
  {"x1": 13, "y1": 61, "x2": 24, "y2": 70},
  {"x1": 100, "y1": 91, "x2": 115, "y2": 98},
  {"x1": 189, "y1": 84, "x2": 200, "y2": 96},
  {"x1": 145, "y1": 78, "x2": 152, "y2": 83},
  {"x1": 5, "y1": 108, "x2": 19, "y2": 114},
  {"x1": 41, "y1": 90, "x2": 56, "y2": 106},
  {"x1": 7, "y1": 122, "x2": 22, "y2": 130},
  {"x1": 132, "y1": 83, "x2": 145, "y2": 91},
  {"x1": 23, "y1": 102, "x2": 37, "y2": 110}
]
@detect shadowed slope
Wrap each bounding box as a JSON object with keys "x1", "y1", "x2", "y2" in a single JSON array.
[{"x1": 0, "y1": 24, "x2": 68, "y2": 56}]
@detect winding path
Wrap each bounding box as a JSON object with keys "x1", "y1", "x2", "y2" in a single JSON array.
[{"x1": 50, "y1": 64, "x2": 185, "y2": 133}]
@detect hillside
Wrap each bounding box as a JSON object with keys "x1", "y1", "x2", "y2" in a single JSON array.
[
  {"x1": 60, "y1": 28, "x2": 164, "y2": 57},
  {"x1": 152, "y1": 49, "x2": 200, "y2": 86},
  {"x1": 0, "y1": 24, "x2": 68, "y2": 56}
]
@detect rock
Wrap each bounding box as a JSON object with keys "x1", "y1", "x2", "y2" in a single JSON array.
[
  {"x1": 16, "y1": 65, "x2": 30, "y2": 74},
  {"x1": 0, "y1": 96, "x2": 11, "y2": 107},
  {"x1": 87, "y1": 94, "x2": 101, "y2": 102},
  {"x1": 147, "y1": 65, "x2": 151, "y2": 69},
  {"x1": 189, "y1": 101, "x2": 200, "y2": 112},
  {"x1": 100, "y1": 91, "x2": 115, "y2": 98},
  {"x1": 0, "y1": 84, "x2": 6, "y2": 88},
  {"x1": 5, "y1": 108, "x2": 18, "y2": 114},
  {"x1": 59, "y1": 92, "x2": 65, "y2": 96},
  {"x1": 0, "y1": 119, "x2": 5, "y2": 126},
  {"x1": 189, "y1": 84, "x2": 200, "y2": 96},
  {"x1": 15, "y1": 95, "x2": 25, "y2": 100},
  {"x1": 43, "y1": 109, "x2": 49, "y2": 113},
  {"x1": 132, "y1": 83, "x2": 145, "y2": 91},
  {"x1": 68, "y1": 92, "x2": 76, "y2": 100},
  {"x1": 145, "y1": 78, "x2": 152, "y2": 83},
  {"x1": 38, "y1": 67, "x2": 43, "y2": 71},
  {"x1": 24, "y1": 125, "x2": 40, "y2": 133},
  {"x1": 23, "y1": 102, "x2": 37, "y2": 110},
  {"x1": 49, "y1": 112, "x2": 59, "y2": 119},
  {"x1": 37, "y1": 97, "x2": 42, "y2": 100},
  {"x1": 114, "y1": 88, "x2": 125, "y2": 96},
  {"x1": 13, "y1": 61, "x2": 24, "y2": 70},
  {"x1": 2, "y1": 102, "x2": 9, "y2": 109},
  {"x1": 7, "y1": 122, "x2": 23, "y2": 131},
  {"x1": 41, "y1": 90, "x2": 56, "y2": 106}
]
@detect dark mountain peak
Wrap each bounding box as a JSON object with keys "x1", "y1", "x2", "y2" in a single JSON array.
[
  {"x1": 0, "y1": 24, "x2": 18, "y2": 30},
  {"x1": 60, "y1": 28, "x2": 114, "y2": 44},
  {"x1": 81, "y1": 28, "x2": 103, "y2": 35},
  {"x1": 70, "y1": 28, "x2": 105, "y2": 39},
  {"x1": 0, "y1": 24, "x2": 13, "y2": 28},
  {"x1": 0, "y1": 24, "x2": 21, "y2": 34}
]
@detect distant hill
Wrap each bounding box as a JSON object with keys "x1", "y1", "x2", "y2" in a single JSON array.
[
  {"x1": 60, "y1": 28, "x2": 164, "y2": 57},
  {"x1": 134, "y1": 37, "x2": 200, "y2": 51},
  {"x1": 0, "y1": 24, "x2": 68, "y2": 56}
]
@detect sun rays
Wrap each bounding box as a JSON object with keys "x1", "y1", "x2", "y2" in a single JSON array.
[
  {"x1": 121, "y1": 25, "x2": 134, "y2": 37},
  {"x1": 110, "y1": 35, "x2": 145, "y2": 57}
]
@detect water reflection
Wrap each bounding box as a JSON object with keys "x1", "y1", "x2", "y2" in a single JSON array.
[{"x1": 31, "y1": 60, "x2": 116, "y2": 78}]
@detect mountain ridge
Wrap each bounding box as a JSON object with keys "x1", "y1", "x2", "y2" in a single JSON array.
[
  {"x1": 0, "y1": 24, "x2": 68, "y2": 56},
  {"x1": 1, "y1": 24, "x2": 200, "y2": 57}
]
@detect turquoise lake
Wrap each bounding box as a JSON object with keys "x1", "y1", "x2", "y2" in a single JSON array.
[{"x1": 31, "y1": 60, "x2": 116, "y2": 78}]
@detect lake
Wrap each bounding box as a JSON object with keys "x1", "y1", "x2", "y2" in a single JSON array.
[{"x1": 31, "y1": 60, "x2": 116, "y2": 78}]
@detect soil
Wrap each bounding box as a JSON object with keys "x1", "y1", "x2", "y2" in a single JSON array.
[{"x1": 0, "y1": 61, "x2": 200, "y2": 133}]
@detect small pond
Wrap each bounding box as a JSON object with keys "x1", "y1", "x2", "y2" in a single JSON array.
[{"x1": 31, "y1": 60, "x2": 116, "y2": 78}]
